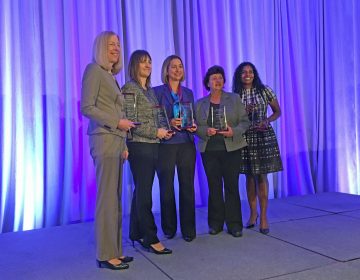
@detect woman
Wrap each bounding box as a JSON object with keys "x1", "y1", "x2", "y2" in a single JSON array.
[
  {"x1": 123, "y1": 50, "x2": 173, "y2": 254},
  {"x1": 81, "y1": 31, "x2": 135, "y2": 270},
  {"x1": 195, "y1": 65, "x2": 249, "y2": 237},
  {"x1": 232, "y1": 61, "x2": 283, "y2": 234},
  {"x1": 153, "y1": 55, "x2": 197, "y2": 242}
]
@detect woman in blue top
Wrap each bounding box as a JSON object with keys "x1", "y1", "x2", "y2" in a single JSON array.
[{"x1": 153, "y1": 55, "x2": 197, "y2": 242}]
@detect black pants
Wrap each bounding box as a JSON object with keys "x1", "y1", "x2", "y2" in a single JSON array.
[
  {"x1": 157, "y1": 142, "x2": 196, "y2": 238},
  {"x1": 201, "y1": 149, "x2": 243, "y2": 231},
  {"x1": 128, "y1": 142, "x2": 159, "y2": 246}
]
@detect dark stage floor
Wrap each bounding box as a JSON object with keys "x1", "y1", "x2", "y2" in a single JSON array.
[{"x1": 1, "y1": 192, "x2": 360, "y2": 280}]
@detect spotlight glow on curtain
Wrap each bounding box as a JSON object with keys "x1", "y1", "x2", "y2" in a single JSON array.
[{"x1": 0, "y1": 0, "x2": 359, "y2": 233}]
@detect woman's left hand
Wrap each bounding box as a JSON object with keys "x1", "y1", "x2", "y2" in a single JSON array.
[
  {"x1": 186, "y1": 123, "x2": 197, "y2": 132},
  {"x1": 122, "y1": 150, "x2": 129, "y2": 161},
  {"x1": 254, "y1": 119, "x2": 269, "y2": 131},
  {"x1": 217, "y1": 126, "x2": 234, "y2": 137}
]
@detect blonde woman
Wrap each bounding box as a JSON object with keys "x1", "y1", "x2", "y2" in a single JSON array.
[
  {"x1": 154, "y1": 55, "x2": 197, "y2": 242},
  {"x1": 81, "y1": 31, "x2": 135, "y2": 270}
]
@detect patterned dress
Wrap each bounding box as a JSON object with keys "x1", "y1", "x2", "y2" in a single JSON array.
[{"x1": 238, "y1": 86, "x2": 283, "y2": 174}]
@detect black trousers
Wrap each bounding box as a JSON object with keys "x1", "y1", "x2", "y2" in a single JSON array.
[
  {"x1": 128, "y1": 142, "x2": 159, "y2": 246},
  {"x1": 156, "y1": 142, "x2": 196, "y2": 238},
  {"x1": 201, "y1": 149, "x2": 243, "y2": 231}
]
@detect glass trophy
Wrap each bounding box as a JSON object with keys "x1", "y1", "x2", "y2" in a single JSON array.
[
  {"x1": 246, "y1": 103, "x2": 267, "y2": 131},
  {"x1": 211, "y1": 105, "x2": 228, "y2": 132},
  {"x1": 175, "y1": 102, "x2": 195, "y2": 129},
  {"x1": 153, "y1": 105, "x2": 174, "y2": 134},
  {"x1": 123, "y1": 92, "x2": 141, "y2": 125}
]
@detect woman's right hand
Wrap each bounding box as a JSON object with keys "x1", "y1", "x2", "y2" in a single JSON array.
[
  {"x1": 207, "y1": 127, "x2": 217, "y2": 136},
  {"x1": 170, "y1": 118, "x2": 182, "y2": 131},
  {"x1": 117, "y1": 119, "x2": 136, "y2": 131},
  {"x1": 157, "y1": 128, "x2": 173, "y2": 139}
]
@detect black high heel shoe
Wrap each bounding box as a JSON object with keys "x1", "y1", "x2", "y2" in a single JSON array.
[
  {"x1": 259, "y1": 228, "x2": 270, "y2": 235},
  {"x1": 118, "y1": 256, "x2": 134, "y2": 263},
  {"x1": 208, "y1": 228, "x2": 222, "y2": 235},
  {"x1": 96, "y1": 260, "x2": 129, "y2": 270},
  {"x1": 245, "y1": 214, "x2": 259, "y2": 229},
  {"x1": 148, "y1": 244, "x2": 172, "y2": 255},
  {"x1": 132, "y1": 239, "x2": 145, "y2": 248},
  {"x1": 165, "y1": 233, "x2": 176, "y2": 239}
]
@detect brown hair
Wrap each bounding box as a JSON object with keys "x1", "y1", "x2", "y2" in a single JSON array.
[
  {"x1": 161, "y1": 55, "x2": 185, "y2": 84},
  {"x1": 128, "y1": 50, "x2": 152, "y2": 88}
]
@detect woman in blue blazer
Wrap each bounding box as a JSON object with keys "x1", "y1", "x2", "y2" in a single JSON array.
[
  {"x1": 195, "y1": 65, "x2": 249, "y2": 237},
  {"x1": 153, "y1": 55, "x2": 197, "y2": 242}
]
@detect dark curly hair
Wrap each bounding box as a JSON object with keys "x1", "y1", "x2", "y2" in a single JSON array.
[
  {"x1": 203, "y1": 65, "x2": 226, "y2": 91},
  {"x1": 232, "y1": 62, "x2": 265, "y2": 95}
]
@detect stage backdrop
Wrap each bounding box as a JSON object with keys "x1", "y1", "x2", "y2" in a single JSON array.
[{"x1": 0, "y1": 0, "x2": 359, "y2": 233}]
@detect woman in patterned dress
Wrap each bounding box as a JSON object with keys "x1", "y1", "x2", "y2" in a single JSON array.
[{"x1": 232, "y1": 62, "x2": 283, "y2": 234}]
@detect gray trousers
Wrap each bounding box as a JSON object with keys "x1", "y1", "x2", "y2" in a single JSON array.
[{"x1": 89, "y1": 133, "x2": 126, "y2": 261}]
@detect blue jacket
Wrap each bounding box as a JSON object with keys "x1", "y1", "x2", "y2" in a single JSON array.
[{"x1": 153, "y1": 84, "x2": 195, "y2": 144}]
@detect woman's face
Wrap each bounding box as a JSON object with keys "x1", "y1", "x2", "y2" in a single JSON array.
[
  {"x1": 167, "y1": 58, "x2": 184, "y2": 82},
  {"x1": 107, "y1": 35, "x2": 120, "y2": 65},
  {"x1": 208, "y1": 73, "x2": 224, "y2": 91},
  {"x1": 138, "y1": 56, "x2": 152, "y2": 79},
  {"x1": 241, "y1": 65, "x2": 254, "y2": 87}
]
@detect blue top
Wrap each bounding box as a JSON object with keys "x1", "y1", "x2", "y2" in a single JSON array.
[{"x1": 153, "y1": 84, "x2": 195, "y2": 144}]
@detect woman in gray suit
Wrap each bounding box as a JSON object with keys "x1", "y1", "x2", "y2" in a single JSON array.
[
  {"x1": 195, "y1": 65, "x2": 249, "y2": 237},
  {"x1": 81, "y1": 31, "x2": 135, "y2": 270}
]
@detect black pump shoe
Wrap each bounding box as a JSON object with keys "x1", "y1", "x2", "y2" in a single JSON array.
[
  {"x1": 165, "y1": 233, "x2": 176, "y2": 239},
  {"x1": 183, "y1": 236, "x2": 195, "y2": 242},
  {"x1": 148, "y1": 245, "x2": 172, "y2": 255},
  {"x1": 96, "y1": 260, "x2": 129, "y2": 270},
  {"x1": 118, "y1": 256, "x2": 134, "y2": 263},
  {"x1": 259, "y1": 228, "x2": 270, "y2": 235},
  {"x1": 245, "y1": 214, "x2": 259, "y2": 229},
  {"x1": 229, "y1": 228, "x2": 243, "y2": 238},
  {"x1": 132, "y1": 239, "x2": 145, "y2": 248},
  {"x1": 209, "y1": 228, "x2": 222, "y2": 235}
]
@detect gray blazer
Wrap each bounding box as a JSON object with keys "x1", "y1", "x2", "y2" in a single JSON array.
[
  {"x1": 81, "y1": 63, "x2": 127, "y2": 138},
  {"x1": 122, "y1": 80, "x2": 159, "y2": 143},
  {"x1": 195, "y1": 91, "x2": 249, "y2": 152}
]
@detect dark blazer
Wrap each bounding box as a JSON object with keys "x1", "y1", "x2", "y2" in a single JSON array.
[
  {"x1": 195, "y1": 91, "x2": 249, "y2": 152},
  {"x1": 153, "y1": 84, "x2": 195, "y2": 143}
]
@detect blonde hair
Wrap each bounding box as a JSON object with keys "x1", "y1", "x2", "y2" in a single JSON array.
[
  {"x1": 92, "y1": 31, "x2": 122, "y2": 74},
  {"x1": 161, "y1": 55, "x2": 185, "y2": 84}
]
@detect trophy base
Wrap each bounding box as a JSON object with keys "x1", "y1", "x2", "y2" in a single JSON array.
[
  {"x1": 133, "y1": 122, "x2": 142, "y2": 126},
  {"x1": 215, "y1": 128, "x2": 229, "y2": 133},
  {"x1": 250, "y1": 125, "x2": 268, "y2": 132},
  {"x1": 180, "y1": 125, "x2": 196, "y2": 130}
]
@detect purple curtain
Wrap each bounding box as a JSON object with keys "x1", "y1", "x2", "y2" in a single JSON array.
[{"x1": 0, "y1": 0, "x2": 359, "y2": 233}]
